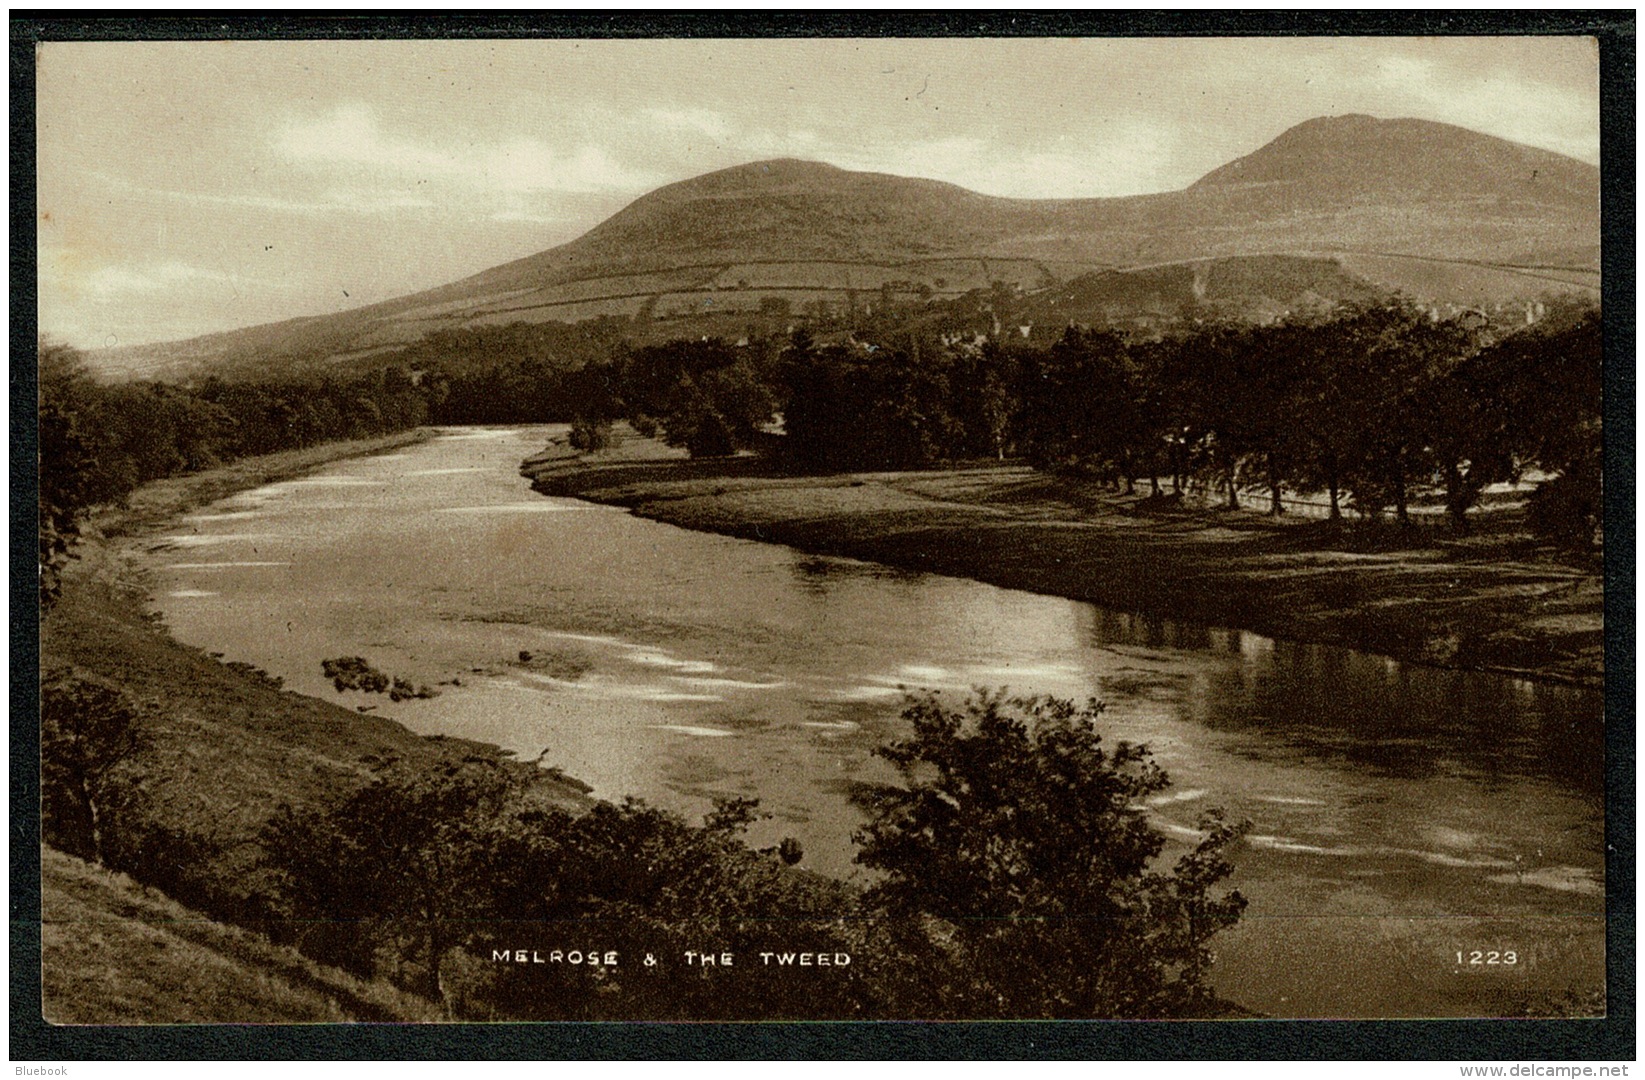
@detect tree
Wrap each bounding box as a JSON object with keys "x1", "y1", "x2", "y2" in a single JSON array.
[
  {"x1": 41, "y1": 671, "x2": 144, "y2": 863},
  {"x1": 568, "y1": 417, "x2": 614, "y2": 451},
  {"x1": 1017, "y1": 326, "x2": 1134, "y2": 478},
  {"x1": 268, "y1": 760, "x2": 861, "y2": 1021},
  {"x1": 1335, "y1": 303, "x2": 1474, "y2": 524},
  {"x1": 1180, "y1": 325, "x2": 1256, "y2": 509},
  {"x1": 1286, "y1": 314, "x2": 1374, "y2": 521},
  {"x1": 1419, "y1": 340, "x2": 1519, "y2": 532},
  {"x1": 263, "y1": 755, "x2": 521, "y2": 1011},
  {"x1": 476, "y1": 793, "x2": 858, "y2": 1021},
  {"x1": 38, "y1": 343, "x2": 101, "y2": 607},
  {"x1": 1512, "y1": 305, "x2": 1603, "y2": 549},
  {"x1": 780, "y1": 334, "x2": 967, "y2": 471},
  {"x1": 777, "y1": 332, "x2": 856, "y2": 468},
  {"x1": 1238, "y1": 321, "x2": 1314, "y2": 515},
  {"x1": 1125, "y1": 338, "x2": 1178, "y2": 496},
  {"x1": 858, "y1": 339, "x2": 961, "y2": 468},
  {"x1": 947, "y1": 340, "x2": 1018, "y2": 460},
  {"x1": 853, "y1": 691, "x2": 1248, "y2": 1018},
  {"x1": 101, "y1": 381, "x2": 234, "y2": 483},
  {"x1": 621, "y1": 339, "x2": 777, "y2": 457}
]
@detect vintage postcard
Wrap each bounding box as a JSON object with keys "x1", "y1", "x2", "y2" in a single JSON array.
[{"x1": 22, "y1": 18, "x2": 1626, "y2": 1057}]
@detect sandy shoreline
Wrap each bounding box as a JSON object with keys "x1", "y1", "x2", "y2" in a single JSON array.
[{"x1": 523, "y1": 433, "x2": 1603, "y2": 688}]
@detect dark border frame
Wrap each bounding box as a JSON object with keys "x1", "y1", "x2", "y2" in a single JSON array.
[{"x1": 10, "y1": 10, "x2": 1634, "y2": 1061}]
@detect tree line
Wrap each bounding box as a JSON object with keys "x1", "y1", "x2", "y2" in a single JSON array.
[
  {"x1": 38, "y1": 343, "x2": 429, "y2": 604},
  {"x1": 42, "y1": 674, "x2": 1248, "y2": 1021},
  {"x1": 38, "y1": 295, "x2": 1601, "y2": 605},
  {"x1": 616, "y1": 298, "x2": 1601, "y2": 546},
  {"x1": 35, "y1": 341, "x2": 628, "y2": 604}
]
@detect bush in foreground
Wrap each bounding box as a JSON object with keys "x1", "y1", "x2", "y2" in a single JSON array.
[
  {"x1": 261, "y1": 756, "x2": 857, "y2": 1020},
  {"x1": 854, "y1": 691, "x2": 1249, "y2": 1018},
  {"x1": 203, "y1": 692, "x2": 1250, "y2": 1019}
]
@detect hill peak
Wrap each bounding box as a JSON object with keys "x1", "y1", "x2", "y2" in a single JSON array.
[
  {"x1": 638, "y1": 156, "x2": 978, "y2": 204},
  {"x1": 1192, "y1": 114, "x2": 1598, "y2": 200},
  {"x1": 658, "y1": 157, "x2": 848, "y2": 194},
  {"x1": 554, "y1": 155, "x2": 1001, "y2": 268}
]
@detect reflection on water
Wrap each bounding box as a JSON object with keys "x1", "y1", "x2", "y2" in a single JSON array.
[
  {"x1": 789, "y1": 553, "x2": 924, "y2": 596},
  {"x1": 1078, "y1": 607, "x2": 1602, "y2": 790},
  {"x1": 146, "y1": 425, "x2": 1606, "y2": 1018}
]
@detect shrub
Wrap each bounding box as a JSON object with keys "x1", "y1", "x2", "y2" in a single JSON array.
[
  {"x1": 568, "y1": 417, "x2": 614, "y2": 452},
  {"x1": 1527, "y1": 466, "x2": 1602, "y2": 552},
  {"x1": 263, "y1": 759, "x2": 862, "y2": 1020}
]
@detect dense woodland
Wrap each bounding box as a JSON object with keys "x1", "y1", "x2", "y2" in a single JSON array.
[{"x1": 620, "y1": 297, "x2": 1602, "y2": 542}]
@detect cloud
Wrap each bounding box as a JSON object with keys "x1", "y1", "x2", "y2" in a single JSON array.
[
  {"x1": 37, "y1": 248, "x2": 288, "y2": 347},
  {"x1": 38, "y1": 244, "x2": 299, "y2": 310},
  {"x1": 1384, "y1": 64, "x2": 1597, "y2": 161},
  {"x1": 276, "y1": 104, "x2": 655, "y2": 195},
  {"x1": 643, "y1": 106, "x2": 738, "y2": 144},
  {"x1": 316, "y1": 188, "x2": 437, "y2": 213},
  {"x1": 487, "y1": 208, "x2": 576, "y2": 225},
  {"x1": 46, "y1": 257, "x2": 239, "y2": 300},
  {"x1": 87, "y1": 170, "x2": 437, "y2": 218},
  {"x1": 90, "y1": 262, "x2": 214, "y2": 294},
  {"x1": 822, "y1": 123, "x2": 1188, "y2": 199},
  {"x1": 274, "y1": 103, "x2": 388, "y2": 168},
  {"x1": 476, "y1": 140, "x2": 643, "y2": 195}
]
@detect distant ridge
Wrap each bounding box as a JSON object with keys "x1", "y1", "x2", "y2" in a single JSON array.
[{"x1": 88, "y1": 115, "x2": 1600, "y2": 380}]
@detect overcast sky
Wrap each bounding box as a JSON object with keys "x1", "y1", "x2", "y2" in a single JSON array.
[{"x1": 36, "y1": 36, "x2": 1600, "y2": 349}]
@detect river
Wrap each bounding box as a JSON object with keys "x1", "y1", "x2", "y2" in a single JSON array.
[{"x1": 144, "y1": 425, "x2": 1605, "y2": 1019}]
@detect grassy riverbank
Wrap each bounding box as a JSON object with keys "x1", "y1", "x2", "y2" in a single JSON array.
[
  {"x1": 36, "y1": 430, "x2": 594, "y2": 1021},
  {"x1": 45, "y1": 431, "x2": 599, "y2": 855},
  {"x1": 523, "y1": 431, "x2": 1602, "y2": 687},
  {"x1": 90, "y1": 429, "x2": 433, "y2": 537}
]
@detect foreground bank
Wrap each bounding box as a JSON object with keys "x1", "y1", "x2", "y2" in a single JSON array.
[{"x1": 522, "y1": 432, "x2": 1603, "y2": 687}]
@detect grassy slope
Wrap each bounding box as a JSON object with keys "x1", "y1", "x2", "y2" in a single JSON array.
[
  {"x1": 524, "y1": 435, "x2": 1602, "y2": 686},
  {"x1": 41, "y1": 847, "x2": 439, "y2": 1024}
]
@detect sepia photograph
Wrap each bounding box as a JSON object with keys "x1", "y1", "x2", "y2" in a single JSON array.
[{"x1": 20, "y1": 17, "x2": 1626, "y2": 1054}]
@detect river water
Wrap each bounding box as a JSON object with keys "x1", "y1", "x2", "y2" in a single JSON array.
[{"x1": 145, "y1": 425, "x2": 1605, "y2": 1018}]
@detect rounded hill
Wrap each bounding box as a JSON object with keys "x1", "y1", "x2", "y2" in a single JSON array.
[
  {"x1": 1192, "y1": 114, "x2": 1599, "y2": 207},
  {"x1": 534, "y1": 157, "x2": 1048, "y2": 270}
]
